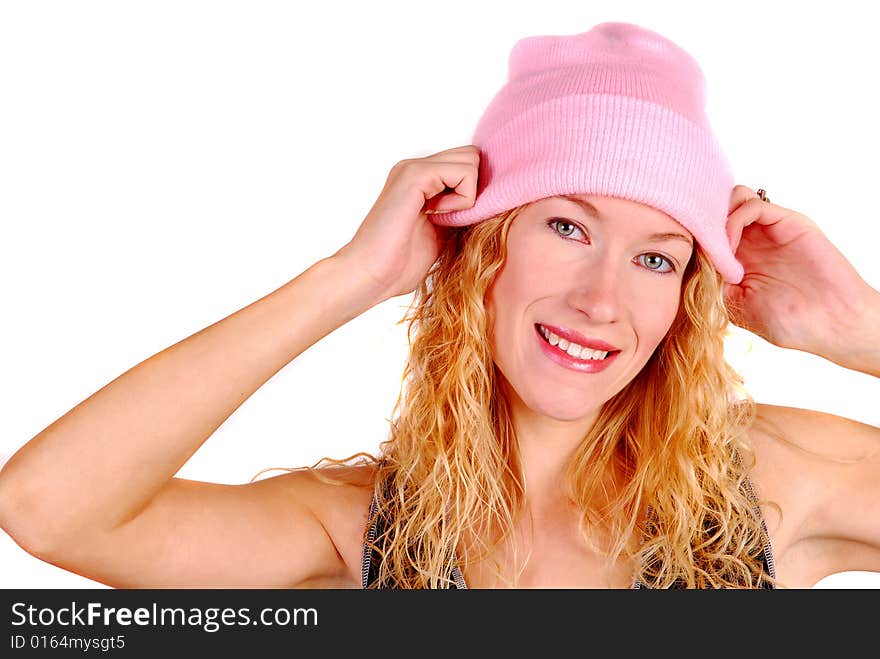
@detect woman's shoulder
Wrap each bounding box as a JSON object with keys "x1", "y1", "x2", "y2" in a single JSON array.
[
  {"x1": 255, "y1": 461, "x2": 378, "y2": 587},
  {"x1": 745, "y1": 401, "x2": 880, "y2": 585},
  {"x1": 747, "y1": 401, "x2": 879, "y2": 489}
]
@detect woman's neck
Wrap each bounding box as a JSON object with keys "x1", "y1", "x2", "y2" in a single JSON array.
[{"x1": 509, "y1": 400, "x2": 601, "y2": 510}]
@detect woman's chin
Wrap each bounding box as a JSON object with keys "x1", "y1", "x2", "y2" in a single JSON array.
[
  {"x1": 522, "y1": 393, "x2": 603, "y2": 423},
  {"x1": 497, "y1": 372, "x2": 605, "y2": 422}
]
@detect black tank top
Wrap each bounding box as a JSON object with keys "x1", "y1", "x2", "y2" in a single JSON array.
[{"x1": 361, "y1": 475, "x2": 777, "y2": 589}]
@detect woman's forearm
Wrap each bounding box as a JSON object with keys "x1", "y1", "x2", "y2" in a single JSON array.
[
  {"x1": 823, "y1": 284, "x2": 880, "y2": 378},
  {"x1": 0, "y1": 253, "x2": 385, "y2": 550}
]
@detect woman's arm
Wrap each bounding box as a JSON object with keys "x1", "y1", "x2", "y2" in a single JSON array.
[
  {"x1": 749, "y1": 401, "x2": 880, "y2": 586},
  {"x1": 0, "y1": 145, "x2": 480, "y2": 587},
  {"x1": 0, "y1": 253, "x2": 384, "y2": 558},
  {"x1": 818, "y1": 285, "x2": 880, "y2": 378},
  {"x1": 724, "y1": 185, "x2": 880, "y2": 584},
  {"x1": 748, "y1": 291, "x2": 879, "y2": 586}
]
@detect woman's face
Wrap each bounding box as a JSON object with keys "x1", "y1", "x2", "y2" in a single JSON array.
[{"x1": 486, "y1": 194, "x2": 694, "y2": 425}]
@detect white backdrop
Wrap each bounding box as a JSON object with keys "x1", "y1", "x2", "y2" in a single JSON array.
[{"x1": 1, "y1": 0, "x2": 878, "y2": 588}]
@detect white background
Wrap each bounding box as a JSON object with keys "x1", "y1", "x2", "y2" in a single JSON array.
[{"x1": 1, "y1": 0, "x2": 878, "y2": 588}]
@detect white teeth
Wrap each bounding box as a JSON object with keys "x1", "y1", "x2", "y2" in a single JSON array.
[{"x1": 538, "y1": 325, "x2": 610, "y2": 361}]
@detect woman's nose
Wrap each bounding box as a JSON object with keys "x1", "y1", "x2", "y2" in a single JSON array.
[{"x1": 565, "y1": 258, "x2": 624, "y2": 324}]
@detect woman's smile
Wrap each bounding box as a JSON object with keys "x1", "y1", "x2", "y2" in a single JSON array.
[{"x1": 533, "y1": 323, "x2": 622, "y2": 373}]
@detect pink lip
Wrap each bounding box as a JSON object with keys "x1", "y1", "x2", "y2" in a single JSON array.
[
  {"x1": 534, "y1": 325, "x2": 620, "y2": 373},
  {"x1": 536, "y1": 323, "x2": 620, "y2": 352}
]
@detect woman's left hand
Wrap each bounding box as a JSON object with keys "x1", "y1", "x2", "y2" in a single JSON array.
[{"x1": 722, "y1": 185, "x2": 876, "y2": 365}]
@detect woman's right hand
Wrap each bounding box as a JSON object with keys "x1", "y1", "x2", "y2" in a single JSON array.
[{"x1": 333, "y1": 145, "x2": 480, "y2": 302}]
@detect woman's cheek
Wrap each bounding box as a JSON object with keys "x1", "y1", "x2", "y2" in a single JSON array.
[{"x1": 638, "y1": 287, "x2": 681, "y2": 341}]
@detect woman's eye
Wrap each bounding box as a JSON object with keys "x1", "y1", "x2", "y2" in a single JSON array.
[
  {"x1": 548, "y1": 219, "x2": 676, "y2": 275},
  {"x1": 548, "y1": 219, "x2": 585, "y2": 240},
  {"x1": 638, "y1": 253, "x2": 675, "y2": 274}
]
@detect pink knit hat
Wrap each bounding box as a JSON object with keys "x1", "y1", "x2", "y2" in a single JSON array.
[{"x1": 431, "y1": 21, "x2": 743, "y2": 284}]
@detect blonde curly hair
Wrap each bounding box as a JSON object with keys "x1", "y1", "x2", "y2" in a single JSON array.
[{"x1": 276, "y1": 202, "x2": 777, "y2": 589}]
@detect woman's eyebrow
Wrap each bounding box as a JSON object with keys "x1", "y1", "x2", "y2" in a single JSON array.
[
  {"x1": 558, "y1": 195, "x2": 693, "y2": 246},
  {"x1": 644, "y1": 232, "x2": 694, "y2": 246},
  {"x1": 559, "y1": 194, "x2": 604, "y2": 218}
]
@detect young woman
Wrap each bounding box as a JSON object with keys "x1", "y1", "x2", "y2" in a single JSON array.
[{"x1": 1, "y1": 22, "x2": 878, "y2": 589}]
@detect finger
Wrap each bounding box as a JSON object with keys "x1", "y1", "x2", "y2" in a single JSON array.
[
  {"x1": 727, "y1": 185, "x2": 768, "y2": 251},
  {"x1": 417, "y1": 147, "x2": 480, "y2": 214},
  {"x1": 728, "y1": 184, "x2": 761, "y2": 214},
  {"x1": 725, "y1": 197, "x2": 792, "y2": 254},
  {"x1": 429, "y1": 169, "x2": 478, "y2": 212},
  {"x1": 425, "y1": 144, "x2": 482, "y2": 164},
  {"x1": 415, "y1": 161, "x2": 478, "y2": 212}
]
